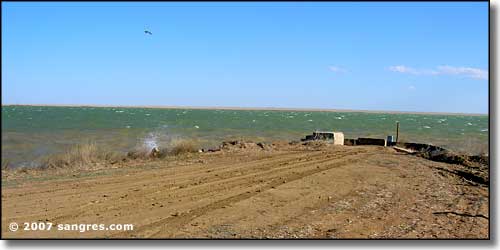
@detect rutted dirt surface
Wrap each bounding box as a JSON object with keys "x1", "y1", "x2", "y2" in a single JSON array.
[{"x1": 1, "y1": 144, "x2": 489, "y2": 239}]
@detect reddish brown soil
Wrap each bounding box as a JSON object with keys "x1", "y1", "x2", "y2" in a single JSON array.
[{"x1": 1, "y1": 143, "x2": 489, "y2": 239}]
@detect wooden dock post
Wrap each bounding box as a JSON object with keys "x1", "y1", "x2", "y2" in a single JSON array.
[{"x1": 396, "y1": 122, "x2": 400, "y2": 143}]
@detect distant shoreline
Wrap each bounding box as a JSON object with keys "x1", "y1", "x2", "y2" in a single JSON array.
[{"x1": 2, "y1": 104, "x2": 488, "y2": 116}]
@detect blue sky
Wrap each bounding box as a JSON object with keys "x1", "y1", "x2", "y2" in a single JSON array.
[{"x1": 2, "y1": 2, "x2": 489, "y2": 114}]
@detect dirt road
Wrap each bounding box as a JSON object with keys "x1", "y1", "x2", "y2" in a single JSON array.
[{"x1": 1, "y1": 144, "x2": 489, "y2": 239}]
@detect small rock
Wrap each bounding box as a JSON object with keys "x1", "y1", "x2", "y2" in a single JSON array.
[{"x1": 150, "y1": 147, "x2": 160, "y2": 157}]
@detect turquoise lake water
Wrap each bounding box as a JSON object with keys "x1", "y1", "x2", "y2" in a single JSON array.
[{"x1": 1, "y1": 106, "x2": 489, "y2": 167}]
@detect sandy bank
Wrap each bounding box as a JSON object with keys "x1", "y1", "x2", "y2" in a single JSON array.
[{"x1": 1, "y1": 142, "x2": 489, "y2": 239}]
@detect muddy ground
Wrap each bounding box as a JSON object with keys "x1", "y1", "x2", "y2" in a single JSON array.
[{"x1": 1, "y1": 142, "x2": 489, "y2": 239}]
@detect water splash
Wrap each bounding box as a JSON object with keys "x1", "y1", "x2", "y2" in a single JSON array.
[
  {"x1": 137, "y1": 128, "x2": 177, "y2": 153},
  {"x1": 143, "y1": 133, "x2": 159, "y2": 151}
]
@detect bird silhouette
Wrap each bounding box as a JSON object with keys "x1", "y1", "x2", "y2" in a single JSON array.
[{"x1": 144, "y1": 30, "x2": 153, "y2": 35}]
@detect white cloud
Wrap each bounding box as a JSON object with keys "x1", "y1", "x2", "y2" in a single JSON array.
[
  {"x1": 388, "y1": 65, "x2": 487, "y2": 80},
  {"x1": 408, "y1": 85, "x2": 416, "y2": 91},
  {"x1": 329, "y1": 66, "x2": 347, "y2": 73},
  {"x1": 388, "y1": 65, "x2": 419, "y2": 75},
  {"x1": 436, "y1": 65, "x2": 488, "y2": 80}
]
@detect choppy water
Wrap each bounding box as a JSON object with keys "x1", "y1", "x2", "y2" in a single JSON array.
[{"x1": 2, "y1": 106, "x2": 489, "y2": 167}]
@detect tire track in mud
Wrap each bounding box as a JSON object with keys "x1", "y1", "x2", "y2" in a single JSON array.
[
  {"x1": 2, "y1": 147, "x2": 371, "y2": 237},
  {"x1": 3, "y1": 151, "x2": 320, "y2": 221},
  {"x1": 2, "y1": 151, "x2": 299, "y2": 199},
  {"x1": 2, "y1": 146, "x2": 489, "y2": 239},
  {"x1": 69, "y1": 149, "x2": 364, "y2": 211},
  {"x1": 141, "y1": 149, "x2": 369, "y2": 202},
  {"x1": 49, "y1": 149, "x2": 369, "y2": 226},
  {"x1": 111, "y1": 149, "x2": 367, "y2": 207},
  {"x1": 9, "y1": 147, "x2": 360, "y2": 202},
  {"x1": 139, "y1": 151, "x2": 326, "y2": 188},
  {"x1": 113, "y1": 150, "x2": 375, "y2": 238},
  {"x1": 29, "y1": 150, "x2": 334, "y2": 224}
]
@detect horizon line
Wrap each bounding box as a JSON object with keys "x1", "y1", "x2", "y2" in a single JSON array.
[{"x1": 1, "y1": 103, "x2": 488, "y2": 116}]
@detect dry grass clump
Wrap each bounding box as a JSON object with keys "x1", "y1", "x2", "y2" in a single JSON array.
[
  {"x1": 5, "y1": 138, "x2": 200, "y2": 176},
  {"x1": 461, "y1": 143, "x2": 489, "y2": 157},
  {"x1": 39, "y1": 142, "x2": 122, "y2": 169},
  {"x1": 169, "y1": 139, "x2": 199, "y2": 156},
  {"x1": 126, "y1": 148, "x2": 155, "y2": 159},
  {"x1": 127, "y1": 138, "x2": 199, "y2": 159},
  {"x1": 446, "y1": 137, "x2": 488, "y2": 156},
  {"x1": 1, "y1": 159, "x2": 10, "y2": 170}
]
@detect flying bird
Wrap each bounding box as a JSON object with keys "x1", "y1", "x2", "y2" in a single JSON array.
[{"x1": 144, "y1": 30, "x2": 153, "y2": 35}]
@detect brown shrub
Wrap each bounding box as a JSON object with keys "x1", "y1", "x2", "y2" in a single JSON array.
[
  {"x1": 169, "y1": 139, "x2": 199, "y2": 156},
  {"x1": 126, "y1": 149, "x2": 151, "y2": 159},
  {"x1": 126, "y1": 138, "x2": 199, "y2": 159},
  {"x1": 1, "y1": 159, "x2": 10, "y2": 170},
  {"x1": 39, "y1": 142, "x2": 119, "y2": 169}
]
